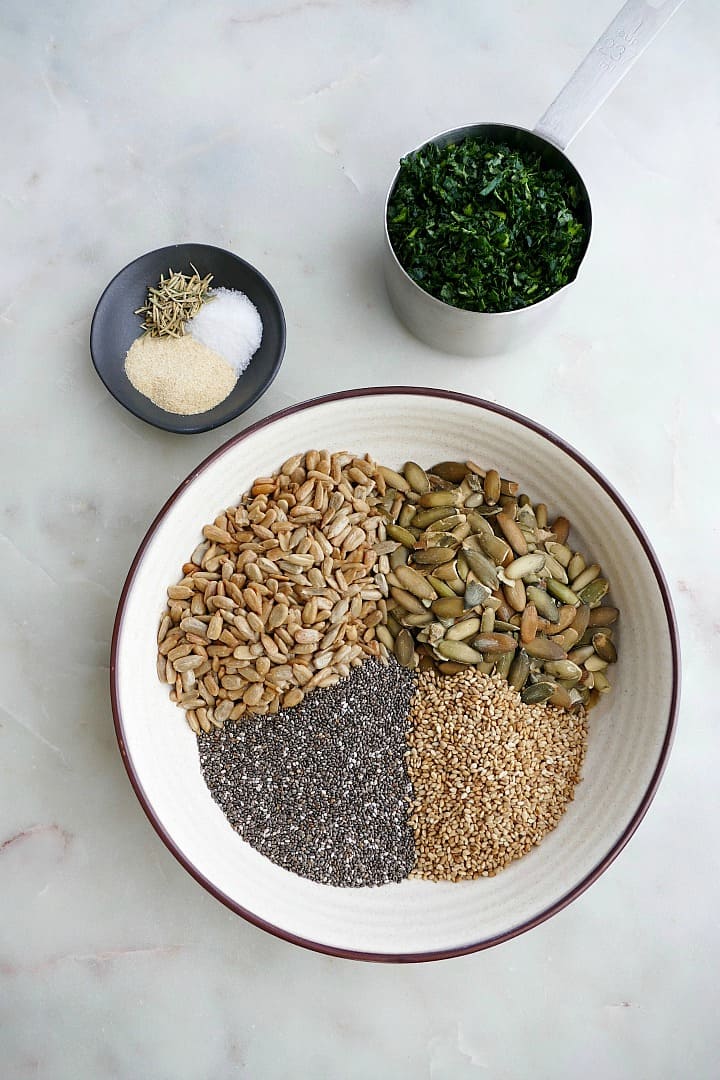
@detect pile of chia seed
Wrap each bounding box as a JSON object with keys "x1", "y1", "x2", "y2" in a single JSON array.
[{"x1": 197, "y1": 658, "x2": 418, "y2": 887}]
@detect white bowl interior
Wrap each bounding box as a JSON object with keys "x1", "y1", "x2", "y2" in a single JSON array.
[{"x1": 114, "y1": 391, "x2": 675, "y2": 957}]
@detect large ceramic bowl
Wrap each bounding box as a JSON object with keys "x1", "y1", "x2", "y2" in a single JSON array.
[{"x1": 111, "y1": 387, "x2": 679, "y2": 961}]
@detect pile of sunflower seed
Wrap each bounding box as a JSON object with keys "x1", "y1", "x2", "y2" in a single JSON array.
[{"x1": 367, "y1": 459, "x2": 618, "y2": 711}]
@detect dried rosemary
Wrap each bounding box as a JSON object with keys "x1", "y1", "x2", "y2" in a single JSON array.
[{"x1": 135, "y1": 265, "x2": 214, "y2": 337}]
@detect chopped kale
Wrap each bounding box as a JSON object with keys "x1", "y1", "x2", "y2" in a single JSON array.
[{"x1": 387, "y1": 137, "x2": 586, "y2": 313}]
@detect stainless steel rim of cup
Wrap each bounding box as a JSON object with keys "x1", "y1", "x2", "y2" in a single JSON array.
[{"x1": 383, "y1": 123, "x2": 593, "y2": 357}]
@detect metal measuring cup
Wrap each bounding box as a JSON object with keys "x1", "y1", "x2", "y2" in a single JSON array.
[{"x1": 383, "y1": 0, "x2": 686, "y2": 356}]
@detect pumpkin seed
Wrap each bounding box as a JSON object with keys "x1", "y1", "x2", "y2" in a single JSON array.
[
  {"x1": 386, "y1": 524, "x2": 416, "y2": 548},
  {"x1": 480, "y1": 607, "x2": 495, "y2": 633},
  {"x1": 465, "y1": 510, "x2": 495, "y2": 538},
  {"x1": 398, "y1": 502, "x2": 417, "y2": 528},
  {"x1": 484, "y1": 469, "x2": 501, "y2": 505},
  {"x1": 508, "y1": 649, "x2": 531, "y2": 690},
  {"x1": 551, "y1": 516, "x2": 570, "y2": 544},
  {"x1": 463, "y1": 548, "x2": 499, "y2": 589},
  {"x1": 401, "y1": 612, "x2": 434, "y2": 627},
  {"x1": 403, "y1": 461, "x2": 430, "y2": 494},
  {"x1": 413, "y1": 546, "x2": 457, "y2": 566},
  {"x1": 578, "y1": 625, "x2": 613, "y2": 647},
  {"x1": 567, "y1": 644, "x2": 595, "y2": 665},
  {"x1": 549, "y1": 684, "x2": 573, "y2": 708},
  {"x1": 436, "y1": 640, "x2": 484, "y2": 664},
  {"x1": 571, "y1": 563, "x2": 601, "y2": 592},
  {"x1": 472, "y1": 632, "x2": 517, "y2": 654},
  {"x1": 504, "y1": 553, "x2": 545, "y2": 580},
  {"x1": 571, "y1": 603, "x2": 591, "y2": 638},
  {"x1": 584, "y1": 654, "x2": 609, "y2": 672},
  {"x1": 554, "y1": 604, "x2": 578, "y2": 633},
  {"x1": 431, "y1": 596, "x2": 465, "y2": 618},
  {"x1": 427, "y1": 575, "x2": 457, "y2": 599},
  {"x1": 568, "y1": 552, "x2": 586, "y2": 580},
  {"x1": 543, "y1": 659, "x2": 582, "y2": 682},
  {"x1": 524, "y1": 637, "x2": 566, "y2": 661},
  {"x1": 418, "y1": 490, "x2": 460, "y2": 508},
  {"x1": 394, "y1": 628, "x2": 415, "y2": 667},
  {"x1": 445, "y1": 617, "x2": 481, "y2": 641},
  {"x1": 429, "y1": 461, "x2": 468, "y2": 483},
  {"x1": 526, "y1": 586, "x2": 560, "y2": 624},
  {"x1": 394, "y1": 564, "x2": 437, "y2": 601},
  {"x1": 588, "y1": 605, "x2": 619, "y2": 626},
  {"x1": 545, "y1": 541, "x2": 572, "y2": 567},
  {"x1": 477, "y1": 533, "x2": 513, "y2": 565},
  {"x1": 493, "y1": 648, "x2": 515, "y2": 679},
  {"x1": 463, "y1": 580, "x2": 491, "y2": 607},
  {"x1": 520, "y1": 603, "x2": 538, "y2": 643},
  {"x1": 425, "y1": 510, "x2": 465, "y2": 532},
  {"x1": 413, "y1": 505, "x2": 456, "y2": 529},
  {"x1": 496, "y1": 512, "x2": 528, "y2": 556},
  {"x1": 389, "y1": 586, "x2": 427, "y2": 614},
  {"x1": 541, "y1": 552, "x2": 568, "y2": 583},
  {"x1": 592, "y1": 632, "x2": 617, "y2": 663},
  {"x1": 378, "y1": 465, "x2": 411, "y2": 493},
  {"x1": 437, "y1": 660, "x2": 467, "y2": 674},
  {"x1": 578, "y1": 578, "x2": 609, "y2": 607},
  {"x1": 503, "y1": 577, "x2": 526, "y2": 613},
  {"x1": 521, "y1": 682, "x2": 555, "y2": 704},
  {"x1": 550, "y1": 627, "x2": 579, "y2": 651},
  {"x1": 545, "y1": 579, "x2": 581, "y2": 606},
  {"x1": 593, "y1": 670, "x2": 611, "y2": 693}
]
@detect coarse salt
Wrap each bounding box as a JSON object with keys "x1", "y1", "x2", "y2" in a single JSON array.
[{"x1": 188, "y1": 287, "x2": 263, "y2": 376}]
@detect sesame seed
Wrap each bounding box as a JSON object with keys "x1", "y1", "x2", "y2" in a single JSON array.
[{"x1": 405, "y1": 667, "x2": 588, "y2": 882}]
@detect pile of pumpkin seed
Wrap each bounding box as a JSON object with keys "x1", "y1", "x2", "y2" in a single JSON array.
[{"x1": 369, "y1": 459, "x2": 618, "y2": 711}]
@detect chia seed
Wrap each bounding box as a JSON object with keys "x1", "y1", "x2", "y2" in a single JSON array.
[{"x1": 197, "y1": 658, "x2": 418, "y2": 887}]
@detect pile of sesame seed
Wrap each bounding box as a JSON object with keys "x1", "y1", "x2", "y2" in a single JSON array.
[
  {"x1": 405, "y1": 668, "x2": 588, "y2": 881},
  {"x1": 198, "y1": 658, "x2": 417, "y2": 887}
]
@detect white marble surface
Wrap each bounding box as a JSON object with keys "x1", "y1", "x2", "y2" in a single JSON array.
[{"x1": 1, "y1": 1, "x2": 718, "y2": 1076}]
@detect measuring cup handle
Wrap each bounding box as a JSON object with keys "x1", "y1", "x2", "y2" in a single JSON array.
[{"x1": 534, "y1": 0, "x2": 686, "y2": 150}]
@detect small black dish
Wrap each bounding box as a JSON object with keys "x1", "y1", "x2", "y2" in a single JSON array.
[{"x1": 90, "y1": 243, "x2": 286, "y2": 434}]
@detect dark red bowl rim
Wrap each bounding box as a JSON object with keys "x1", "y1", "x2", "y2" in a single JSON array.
[{"x1": 110, "y1": 386, "x2": 680, "y2": 963}]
